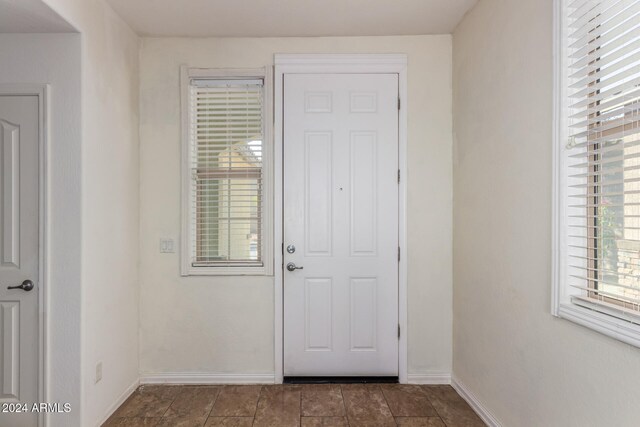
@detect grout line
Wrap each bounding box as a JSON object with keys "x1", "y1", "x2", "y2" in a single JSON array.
[
  {"x1": 339, "y1": 384, "x2": 350, "y2": 427},
  {"x1": 417, "y1": 384, "x2": 439, "y2": 415},
  {"x1": 203, "y1": 384, "x2": 223, "y2": 425},
  {"x1": 251, "y1": 385, "x2": 264, "y2": 426},
  {"x1": 376, "y1": 384, "x2": 398, "y2": 426},
  {"x1": 421, "y1": 385, "x2": 447, "y2": 421},
  {"x1": 420, "y1": 385, "x2": 459, "y2": 427},
  {"x1": 159, "y1": 385, "x2": 181, "y2": 419}
]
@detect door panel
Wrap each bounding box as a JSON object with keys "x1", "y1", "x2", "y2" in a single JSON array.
[
  {"x1": 350, "y1": 132, "x2": 377, "y2": 256},
  {"x1": 0, "y1": 95, "x2": 39, "y2": 427},
  {"x1": 304, "y1": 278, "x2": 333, "y2": 351},
  {"x1": 284, "y1": 74, "x2": 398, "y2": 376},
  {"x1": 349, "y1": 277, "x2": 377, "y2": 351},
  {"x1": 305, "y1": 132, "x2": 333, "y2": 256}
]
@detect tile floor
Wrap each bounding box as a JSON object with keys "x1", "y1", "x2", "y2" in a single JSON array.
[{"x1": 104, "y1": 384, "x2": 485, "y2": 427}]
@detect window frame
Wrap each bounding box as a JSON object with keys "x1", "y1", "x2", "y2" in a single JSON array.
[
  {"x1": 552, "y1": 0, "x2": 640, "y2": 347},
  {"x1": 180, "y1": 66, "x2": 273, "y2": 276}
]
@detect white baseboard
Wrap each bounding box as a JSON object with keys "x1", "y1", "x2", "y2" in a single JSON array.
[
  {"x1": 451, "y1": 375, "x2": 501, "y2": 427},
  {"x1": 140, "y1": 372, "x2": 276, "y2": 385},
  {"x1": 407, "y1": 372, "x2": 451, "y2": 385},
  {"x1": 95, "y1": 378, "x2": 139, "y2": 427}
]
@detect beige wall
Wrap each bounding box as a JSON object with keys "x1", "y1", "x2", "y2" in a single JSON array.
[
  {"x1": 41, "y1": 1, "x2": 140, "y2": 426},
  {"x1": 453, "y1": 0, "x2": 640, "y2": 425},
  {"x1": 138, "y1": 35, "x2": 453, "y2": 379}
]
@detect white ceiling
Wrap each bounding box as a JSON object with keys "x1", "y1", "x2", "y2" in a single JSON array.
[
  {"x1": 0, "y1": 0, "x2": 75, "y2": 33},
  {"x1": 105, "y1": 0, "x2": 478, "y2": 37}
]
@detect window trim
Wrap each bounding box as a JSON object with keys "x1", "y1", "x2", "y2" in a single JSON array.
[
  {"x1": 180, "y1": 66, "x2": 273, "y2": 276},
  {"x1": 552, "y1": 0, "x2": 640, "y2": 346}
]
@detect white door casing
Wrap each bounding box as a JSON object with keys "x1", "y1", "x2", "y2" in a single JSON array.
[
  {"x1": 0, "y1": 95, "x2": 40, "y2": 427},
  {"x1": 283, "y1": 73, "x2": 399, "y2": 376}
]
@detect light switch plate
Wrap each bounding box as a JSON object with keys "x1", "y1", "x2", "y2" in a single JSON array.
[{"x1": 160, "y1": 238, "x2": 175, "y2": 253}]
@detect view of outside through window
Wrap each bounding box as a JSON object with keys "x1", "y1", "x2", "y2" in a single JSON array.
[
  {"x1": 567, "y1": 0, "x2": 640, "y2": 313},
  {"x1": 595, "y1": 135, "x2": 640, "y2": 308},
  {"x1": 191, "y1": 81, "x2": 263, "y2": 266}
]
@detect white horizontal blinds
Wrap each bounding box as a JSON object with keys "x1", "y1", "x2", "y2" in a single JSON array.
[
  {"x1": 566, "y1": 0, "x2": 640, "y2": 319},
  {"x1": 189, "y1": 78, "x2": 264, "y2": 267}
]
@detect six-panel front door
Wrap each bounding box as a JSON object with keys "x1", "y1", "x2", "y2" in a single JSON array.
[
  {"x1": 283, "y1": 73, "x2": 399, "y2": 376},
  {"x1": 0, "y1": 95, "x2": 40, "y2": 427}
]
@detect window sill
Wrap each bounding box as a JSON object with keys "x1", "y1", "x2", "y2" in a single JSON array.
[
  {"x1": 557, "y1": 303, "x2": 640, "y2": 348},
  {"x1": 181, "y1": 265, "x2": 272, "y2": 277}
]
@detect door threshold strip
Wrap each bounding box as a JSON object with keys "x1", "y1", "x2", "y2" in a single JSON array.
[{"x1": 283, "y1": 376, "x2": 398, "y2": 384}]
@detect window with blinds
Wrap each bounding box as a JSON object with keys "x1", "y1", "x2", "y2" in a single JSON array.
[
  {"x1": 559, "y1": 0, "x2": 640, "y2": 327},
  {"x1": 185, "y1": 76, "x2": 266, "y2": 271}
]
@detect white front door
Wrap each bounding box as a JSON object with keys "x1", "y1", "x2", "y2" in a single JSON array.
[
  {"x1": 0, "y1": 95, "x2": 40, "y2": 427},
  {"x1": 283, "y1": 73, "x2": 399, "y2": 376}
]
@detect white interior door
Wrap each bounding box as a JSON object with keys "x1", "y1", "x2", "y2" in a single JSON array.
[
  {"x1": 284, "y1": 73, "x2": 399, "y2": 376},
  {"x1": 0, "y1": 95, "x2": 40, "y2": 427}
]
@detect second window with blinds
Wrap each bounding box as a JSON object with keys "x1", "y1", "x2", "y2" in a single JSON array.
[
  {"x1": 554, "y1": 0, "x2": 640, "y2": 344},
  {"x1": 181, "y1": 68, "x2": 273, "y2": 276}
]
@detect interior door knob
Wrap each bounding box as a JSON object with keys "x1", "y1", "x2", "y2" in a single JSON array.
[
  {"x1": 286, "y1": 262, "x2": 303, "y2": 272},
  {"x1": 7, "y1": 279, "x2": 34, "y2": 292}
]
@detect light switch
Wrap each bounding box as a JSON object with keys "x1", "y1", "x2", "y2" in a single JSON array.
[{"x1": 160, "y1": 238, "x2": 175, "y2": 253}]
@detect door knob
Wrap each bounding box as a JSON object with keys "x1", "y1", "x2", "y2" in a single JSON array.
[
  {"x1": 7, "y1": 279, "x2": 34, "y2": 292},
  {"x1": 286, "y1": 262, "x2": 304, "y2": 272}
]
